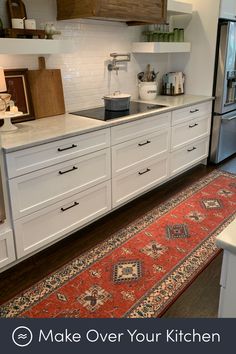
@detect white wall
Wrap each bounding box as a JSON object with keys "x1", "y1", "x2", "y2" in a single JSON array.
[
  {"x1": 0, "y1": 0, "x2": 220, "y2": 110},
  {"x1": 0, "y1": 0, "x2": 169, "y2": 111},
  {"x1": 169, "y1": 0, "x2": 220, "y2": 96}
]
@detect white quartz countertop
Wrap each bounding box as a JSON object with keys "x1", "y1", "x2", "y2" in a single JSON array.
[
  {"x1": 216, "y1": 218, "x2": 236, "y2": 254},
  {"x1": 0, "y1": 95, "x2": 213, "y2": 152}
]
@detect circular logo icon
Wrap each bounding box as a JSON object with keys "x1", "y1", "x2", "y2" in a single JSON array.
[{"x1": 12, "y1": 326, "x2": 33, "y2": 347}]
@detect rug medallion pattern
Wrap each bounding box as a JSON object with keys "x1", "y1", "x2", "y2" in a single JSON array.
[{"x1": 1, "y1": 170, "x2": 236, "y2": 318}]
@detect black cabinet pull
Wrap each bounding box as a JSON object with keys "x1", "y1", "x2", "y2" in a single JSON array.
[
  {"x1": 58, "y1": 144, "x2": 77, "y2": 152},
  {"x1": 138, "y1": 140, "x2": 151, "y2": 147},
  {"x1": 59, "y1": 166, "x2": 78, "y2": 175},
  {"x1": 187, "y1": 147, "x2": 197, "y2": 152},
  {"x1": 61, "y1": 201, "x2": 79, "y2": 212},
  {"x1": 138, "y1": 168, "x2": 151, "y2": 176},
  {"x1": 190, "y1": 109, "x2": 199, "y2": 113},
  {"x1": 189, "y1": 123, "x2": 198, "y2": 128}
]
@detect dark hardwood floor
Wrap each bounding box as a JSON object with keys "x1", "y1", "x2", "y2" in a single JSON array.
[{"x1": 0, "y1": 155, "x2": 235, "y2": 317}]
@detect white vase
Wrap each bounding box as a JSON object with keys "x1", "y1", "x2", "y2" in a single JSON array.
[{"x1": 138, "y1": 82, "x2": 158, "y2": 101}]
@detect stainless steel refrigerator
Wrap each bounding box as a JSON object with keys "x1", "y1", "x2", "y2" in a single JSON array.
[{"x1": 210, "y1": 21, "x2": 236, "y2": 163}]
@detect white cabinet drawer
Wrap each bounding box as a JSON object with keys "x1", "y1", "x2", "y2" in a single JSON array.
[
  {"x1": 112, "y1": 129, "x2": 170, "y2": 176},
  {"x1": 171, "y1": 116, "x2": 211, "y2": 151},
  {"x1": 172, "y1": 101, "x2": 212, "y2": 126},
  {"x1": 112, "y1": 155, "x2": 169, "y2": 207},
  {"x1": 111, "y1": 112, "x2": 171, "y2": 145},
  {"x1": 14, "y1": 181, "x2": 111, "y2": 258},
  {"x1": 9, "y1": 149, "x2": 111, "y2": 219},
  {"x1": 6, "y1": 128, "x2": 110, "y2": 178},
  {"x1": 170, "y1": 137, "x2": 209, "y2": 176},
  {"x1": 0, "y1": 229, "x2": 16, "y2": 269}
]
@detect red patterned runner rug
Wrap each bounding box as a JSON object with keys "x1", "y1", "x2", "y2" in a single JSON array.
[{"x1": 1, "y1": 170, "x2": 236, "y2": 318}]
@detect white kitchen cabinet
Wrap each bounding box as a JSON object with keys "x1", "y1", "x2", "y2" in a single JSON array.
[
  {"x1": 111, "y1": 100, "x2": 211, "y2": 207},
  {"x1": 2, "y1": 99, "x2": 213, "y2": 267},
  {"x1": 218, "y1": 250, "x2": 236, "y2": 317},
  {"x1": 14, "y1": 181, "x2": 111, "y2": 258},
  {"x1": 5, "y1": 128, "x2": 112, "y2": 260},
  {"x1": 170, "y1": 101, "x2": 211, "y2": 176},
  {"x1": 171, "y1": 116, "x2": 211, "y2": 151},
  {"x1": 220, "y1": 0, "x2": 236, "y2": 20},
  {"x1": 216, "y1": 218, "x2": 236, "y2": 317},
  {"x1": 6, "y1": 128, "x2": 110, "y2": 178},
  {"x1": 9, "y1": 149, "x2": 111, "y2": 219},
  {"x1": 112, "y1": 155, "x2": 169, "y2": 207},
  {"x1": 170, "y1": 137, "x2": 209, "y2": 176},
  {"x1": 0, "y1": 228, "x2": 16, "y2": 269},
  {"x1": 111, "y1": 111, "x2": 171, "y2": 208},
  {"x1": 112, "y1": 129, "x2": 170, "y2": 176}
]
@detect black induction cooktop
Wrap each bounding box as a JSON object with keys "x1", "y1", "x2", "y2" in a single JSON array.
[{"x1": 71, "y1": 101, "x2": 166, "y2": 121}]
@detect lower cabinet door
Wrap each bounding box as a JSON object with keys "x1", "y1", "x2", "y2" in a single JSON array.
[
  {"x1": 112, "y1": 155, "x2": 169, "y2": 207},
  {"x1": 170, "y1": 137, "x2": 209, "y2": 176},
  {"x1": 14, "y1": 181, "x2": 111, "y2": 258},
  {"x1": 0, "y1": 229, "x2": 16, "y2": 269},
  {"x1": 218, "y1": 251, "x2": 236, "y2": 318}
]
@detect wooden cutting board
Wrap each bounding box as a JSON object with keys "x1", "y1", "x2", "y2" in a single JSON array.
[{"x1": 27, "y1": 57, "x2": 66, "y2": 119}]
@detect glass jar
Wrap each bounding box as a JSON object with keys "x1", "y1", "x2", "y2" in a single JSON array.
[
  {"x1": 152, "y1": 32, "x2": 159, "y2": 42},
  {"x1": 163, "y1": 33, "x2": 169, "y2": 42},
  {"x1": 178, "y1": 29, "x2": 184, "y2": 42},
  {"x1": 173, "y1": 28, "x2": 179, "y2": 42},
  {"x1": 168, "y1": 32, "x2": 174, "y2": 42},
  {"x1": 145, "y1": 31, "x2": 153, "y2": 42},
  {"x1": 158, "y1": 33, "x2": 164, "y2": 42}
]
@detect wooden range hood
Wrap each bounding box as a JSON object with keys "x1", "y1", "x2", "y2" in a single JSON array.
[{"x1": 57, "y1": 0, "x2": 167, "y2": 26}]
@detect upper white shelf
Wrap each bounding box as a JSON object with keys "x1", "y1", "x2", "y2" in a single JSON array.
[
  {"x1": 0, "y1": 38, "x2": 76, "y2": 55},
  {"x1": 132, "y1": 42, "x2": 191, "y2": 54},
  {"x1": 167, "y1": 0, "x2": 193, "y2": 15}
]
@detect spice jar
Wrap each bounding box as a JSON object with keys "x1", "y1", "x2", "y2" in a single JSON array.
[
  {"x1": 178, "y1": 29, "x2": 184, "y2": 42},
  {"x1": 173, "y1": 28, "x2": 179, "y2": 42},
  {"x1": 168, "y1": 32, "x2": 174, "y2": 42}
]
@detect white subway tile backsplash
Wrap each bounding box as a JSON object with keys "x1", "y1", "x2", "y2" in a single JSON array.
[{"x1": 0, "y1": 0, "x2": 169, "y2": 112}]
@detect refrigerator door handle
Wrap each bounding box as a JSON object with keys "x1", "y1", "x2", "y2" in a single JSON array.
[{"x1": 222, "y1": 115, "x2": 236, "y2": 121}]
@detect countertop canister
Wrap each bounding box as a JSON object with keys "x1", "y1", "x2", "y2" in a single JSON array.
[{"x1": 138, "y1": 82, "x2": 158, "y2": 101}]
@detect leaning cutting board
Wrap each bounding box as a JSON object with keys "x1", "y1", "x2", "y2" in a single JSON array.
[{"x1": 27, "y1": 57, "x2": 66, "y2": 118}]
